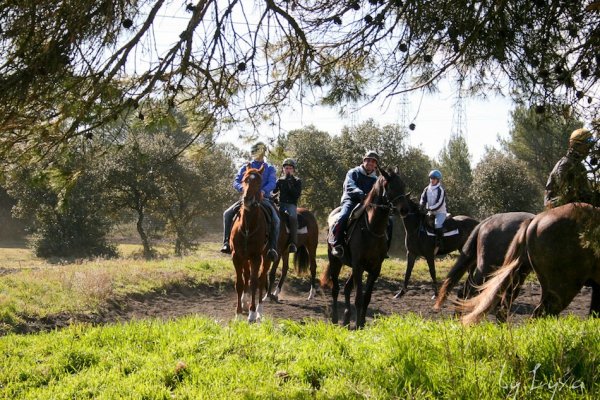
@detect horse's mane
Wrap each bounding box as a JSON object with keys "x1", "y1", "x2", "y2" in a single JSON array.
[
  {"x1": 364, "y1": 174, "x2": 386, "y2": 205},
  {"x1": 242, "y1": 166, "x2": 264, "y2": 201}
]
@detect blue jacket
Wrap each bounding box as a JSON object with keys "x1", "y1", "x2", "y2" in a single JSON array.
[
  {"x1": 340, "y1": 165, "x2": 378, "y2": 203},
  {"x1": 233, "y1": 160, "x2": 277, "y2": 198}
]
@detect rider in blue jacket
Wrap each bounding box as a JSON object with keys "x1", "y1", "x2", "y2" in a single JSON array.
[
  {"x1": 329, "y1": 151, "x2": 380, "y2": 258},
  {"x1": 221, "y1": 142, "x2": 280, "y2": 260}
]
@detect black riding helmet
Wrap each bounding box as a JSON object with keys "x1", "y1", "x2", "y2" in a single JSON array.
[
  {"x1": 282, "y1": 158, "x2": 297, "y2": 169},
  {"x1": 363, "y1": 151, "x2": 380, "y2": 165}
]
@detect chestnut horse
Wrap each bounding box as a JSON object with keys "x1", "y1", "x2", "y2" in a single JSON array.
[
  {"x1": 321, "y1": 167, "x2": 410, "y2": 328},
  {"x1": 461, "y1": 203, "x2": 600, "y2": 324},
  {"x1": 433, "y1": 212, "x2": 534, "y2": 317},
  {"x1": 230, "y1": 164, "x2": 270, "y2": 322},
  {"x1": 267, "y1": 208, "x2": 319, "y2": 301},
  {"x1": 394, "y1": 197, "x2": 479, "y2": 299}
]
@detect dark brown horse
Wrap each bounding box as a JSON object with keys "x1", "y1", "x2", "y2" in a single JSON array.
[
  {"x1": 267, "y1": 208, "x2": 319, "y2": 301},
  {"x1": 460, "y1": 203, "x2": 600, "y2": 324},
  {"x1": 230, "y1": 164, "x2": 270, "y2": 322},
  {"x1": 395, "y1": 197, "x2": 479, "y2": 299},
  {"x1": 433, "y1": 212, "x2": 534, "y2": 315},
  {"x1": 321, "y1": 167, "x2": 410, "y2": 328}
]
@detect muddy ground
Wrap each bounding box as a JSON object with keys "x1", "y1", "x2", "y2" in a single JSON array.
[{"x1": 16, "y1": 273, "x2": 594, "y2": 334}]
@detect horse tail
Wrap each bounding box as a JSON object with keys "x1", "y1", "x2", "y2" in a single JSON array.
[
  {"x1": 460, "y1": 218, "x2": 533, "y2": 325},
  {"x1": 320, "y1": 260, "x2": 333, "y2": 289},
  {"x1": 434, "y1": 221, "x2": 482, "y2": 310},
  {"x1": 294, "y1": 246, "x2": 309, "y2": 275}
]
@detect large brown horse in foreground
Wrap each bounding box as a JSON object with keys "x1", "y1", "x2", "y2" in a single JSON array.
[
  {"x1": 433, "y1": 212, "x2": 534, "y2": 316},
  {"x1": 267, "y1": 208, "x2": 319, "y2": 301},
  {"x1": 321, "y1": 167, "x2": 410, "y2": 328},
  {"x1": 230, "y1": 164, "x2": 270, "y2": 322},
  {"x1": 460, "y1": 203, "x2": 600, "y2": 325}
]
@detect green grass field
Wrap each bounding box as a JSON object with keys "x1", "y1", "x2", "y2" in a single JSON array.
[{"x1": 1, "y1": 242, "x2": 598, "y2": 399}]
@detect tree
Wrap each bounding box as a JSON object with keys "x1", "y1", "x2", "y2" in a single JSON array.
[
  {"x1": 501, "y1": 105, "x2": 584, "y2": 186},
  {"x1": 4, "y1": 143, "x2": 117, "y2": 259},
  {"x1": 158, "y1": 144, "x2": 237, "y2": 255},
  {"x1": 437, "y1": 133, "x2": 475, "y2": 215},
  {"x1": 279, "y1": 126, "x2": 344, "y2": 220},
  {"x1": 1, "y1": 1, "x2": 598, "y2": 162},
  {"x1": 470, "y1": 149, "x2": 543, "y2": 218}
]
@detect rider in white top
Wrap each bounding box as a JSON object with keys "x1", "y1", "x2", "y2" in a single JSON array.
[{"x1": 419, "y1": 169, "x2": 447, "y2": 248}]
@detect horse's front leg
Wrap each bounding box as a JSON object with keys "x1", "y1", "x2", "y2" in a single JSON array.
[
  {"x1": 308, "y1": 250, "x2": 318, "y2": 300},
  {"x1": 275, "y1": 250, "x2": 290, "y2": 300},
  {"x1": 257, "y1": 257, "x2": 269, "y2": 317},
  {"x1": 266, "y1": 255, "x2": 281, "y2": 301},
  {"x1": 352, "y1": 267, "x2": 365, "y2": 329},
  {"x1": 395, "y1": 252, "x2": 416, "y2": 298},
  {"x1": 358, "y1": 266, "x2": 381, "y2": 328},
  {"x1": 233, "y1": 258, "x2": 245, "y2": 319},
  {"x1": 330, "y1": 262, "x2": 341, "y2": 325},
  {"x1": 342, "y1": 272, "x2": 354, "y2": 327},
  {"x1": 247, "y1": 256, "x2": 261, "y2": 323},
  {"x1": 425, "y1": 256, "x2": 438, "y2": 300}
]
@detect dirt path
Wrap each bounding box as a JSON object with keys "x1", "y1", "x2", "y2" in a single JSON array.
[{"x1": 14, "y1": 276, "x2": 593, "y2": 334}]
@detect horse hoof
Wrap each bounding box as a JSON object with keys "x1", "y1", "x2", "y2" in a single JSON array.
[
  {"x1": 248, "y1": 310, "x2": 258, "y2": 323},
  {"x1": 394, "y1": 289, "x2": 406, "y2": 299}
]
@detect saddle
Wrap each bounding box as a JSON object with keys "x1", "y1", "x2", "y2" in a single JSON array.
[
  {"x1": 280, "y1": 211, "x2": 308, "y2": 234},
  {"x1": 423, "y1": 213, "x2": 459, "y2": 237},
  {"x1": 327, "y1": 203, "x2": 374, "y2": 245}
]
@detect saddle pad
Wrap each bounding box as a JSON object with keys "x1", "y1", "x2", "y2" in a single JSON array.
[
  {"x1": 426, "y1": 229, "x2": 459, "y2": 237},
  {"x1": 285, "y1": 225, "x2": 308, "y2": 235}
]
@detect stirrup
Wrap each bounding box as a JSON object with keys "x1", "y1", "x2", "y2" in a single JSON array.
[
  {"x1": 331, "y1": 245, "x2": 344, "y2": 258},
  {"x1": 220, "y1": 244, "x2": 231, "y2": 254},
  {"x1": 267, "y1": 248, "x2": 278, "y2": 261}
]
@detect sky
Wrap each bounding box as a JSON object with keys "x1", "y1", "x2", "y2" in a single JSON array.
[
  {"x1": 142, "y1": 5, "x2": 516, "y2": 166},
  {"x1": 253, "y1": 84, "x2": 515, "y2": 165}
]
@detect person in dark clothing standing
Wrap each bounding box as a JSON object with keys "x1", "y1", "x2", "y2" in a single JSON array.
[
  {"x1": 273, "y1": 158, "x2": 302, "y2": 253},
  {"x1": 544, "y1": 128, "x2": 597, "y2": 208}
]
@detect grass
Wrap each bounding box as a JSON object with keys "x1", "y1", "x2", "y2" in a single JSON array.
[
  {"x1": 0, "y1": 315, "x2": 598, "y2": 399},
  {"x1": 1, "y1": 241, "x2": 598, "y2": 398}
]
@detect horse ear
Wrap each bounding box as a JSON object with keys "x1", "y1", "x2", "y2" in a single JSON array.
[
  {"x1": 258, "y1": 164, "x2": 265, "y2": 174},
  {"x1": 379, "y1": 166, "x2": 390, "y2": 180},
  {"x1": 246, "y1": 162, "x2": 252, "y2": 170},
  {"x1": 393, "y1": 166, "x2": 399, "y2": 175}
]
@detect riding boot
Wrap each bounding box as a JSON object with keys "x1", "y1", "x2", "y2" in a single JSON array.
[
  {"x1": 434, "y1": 228, "x2": 444, "y2": 251},
  {"x1": 331, "y1": 222, "x2": 345, "y2": 258},
  {"x1": 288, "y1": 215, "x2": 298, "y2": 253},
  {"x1": 221, "y1": 207, "x2": 236, "y2": 254}
]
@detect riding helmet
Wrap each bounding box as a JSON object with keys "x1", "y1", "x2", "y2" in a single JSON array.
[
  {"x1": 429, "y1": 169, "x2": 442, "y2": 180},
  {"x1": 363, "y1": 151, "x2": 380, "y2": 165},
  {"x1": 569, "y1": 128, "x2": 594, "y2": 147},
  {"x1": 282, "y1": 158, "x2": 297, "y2": 169},
  {"x1": 250, "y1": 141, "x2": 267, "y2": 156}
]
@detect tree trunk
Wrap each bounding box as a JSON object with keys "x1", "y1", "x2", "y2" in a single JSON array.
[{"x1": 136, "y1": 208, "x2": 152, "y2": 259}]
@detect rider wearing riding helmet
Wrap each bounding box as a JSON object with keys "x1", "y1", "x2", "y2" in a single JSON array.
[
  {"x1": 273, "y1": 158, "x2": 302, "y2": 253},
  {"x1": 221, "y1": 141, "x2": 280, "y2": 260},
  {"x1": 329, "y1": 151, "x2": 380, "y2": 258},
  {"x1": 420, "y1": 169, "x2": 447, "y2": 249},
  {"x1": 544, "y1": 128, "x2": 597, "y2": 208}
]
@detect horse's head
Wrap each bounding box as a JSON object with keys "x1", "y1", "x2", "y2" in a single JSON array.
[
  {"x1": 378, "y1": 166, "x2": 411, "y2": 216},
  {"x1": 242, "y1": 163, "x2": 264, "y2": 209}
]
